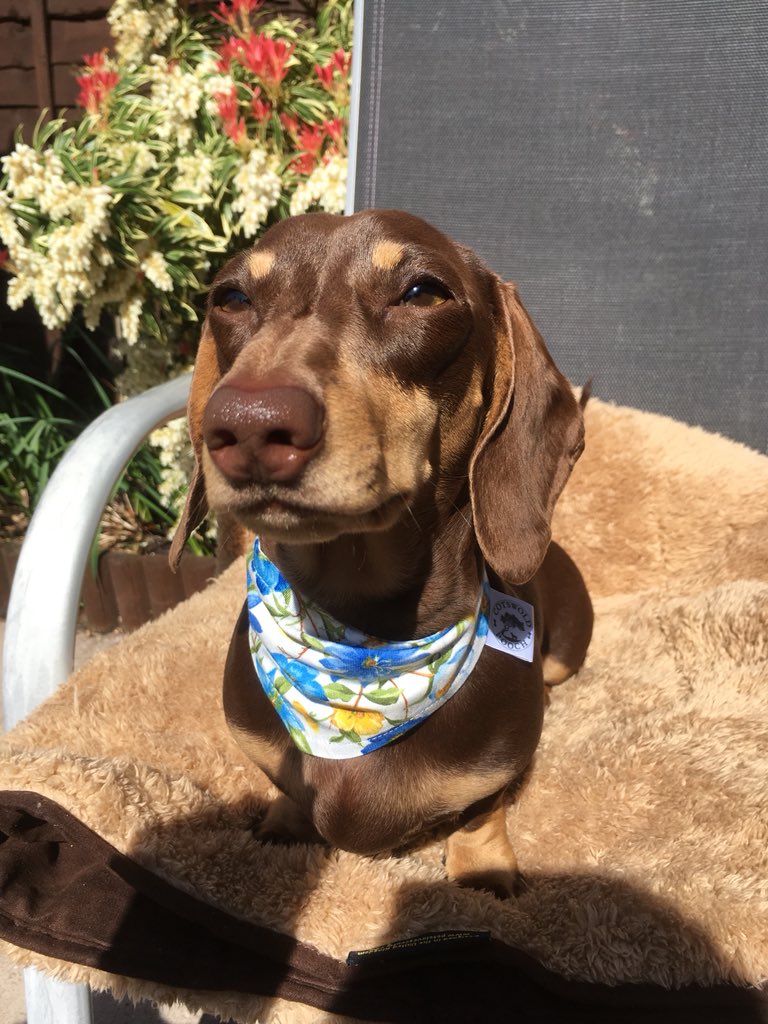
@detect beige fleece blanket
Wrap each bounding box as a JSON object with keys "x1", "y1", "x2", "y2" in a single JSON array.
[{"x1": 1, "y1": 397, "x2": 766, "y2": 1022}]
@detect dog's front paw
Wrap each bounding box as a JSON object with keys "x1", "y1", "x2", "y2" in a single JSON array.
[
  {"x1": 449, "y1": 865, "x2": 526, "y2": 900},
  {"x1": 444, "y1": 803, "x2": 523, "y2": 900},
  {"x1": 252, "y1": 793, "x2": 324, "y2": 845}
]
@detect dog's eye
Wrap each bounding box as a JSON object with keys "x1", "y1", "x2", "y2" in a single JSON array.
[
  {"x1": 400, "y1": 282, "x2": 451, "y2": 307},
  {"x1": 218, "y1": 289, "x2": 251, "y2": 313}
]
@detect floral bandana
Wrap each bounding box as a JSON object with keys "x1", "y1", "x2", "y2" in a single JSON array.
[{"x1": 247, "y1": 538, "x2": 490, "y2": 759}]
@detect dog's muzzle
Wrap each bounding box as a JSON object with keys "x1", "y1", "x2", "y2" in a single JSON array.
[{"x1": 202, "y1": 380, "x2": 324, "y2": 485}]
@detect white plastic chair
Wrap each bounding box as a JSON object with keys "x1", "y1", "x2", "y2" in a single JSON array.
[{"x1": 2, "y1": 374, "x2": 191, "y2": 1024}]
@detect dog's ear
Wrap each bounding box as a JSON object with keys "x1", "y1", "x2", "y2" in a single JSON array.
[
  {"x1": 169, "y1": 325, "x2": 219, "y2": 571},
  {"x1": 469, "y1": 279, "x2": 585, "y2": 585}
]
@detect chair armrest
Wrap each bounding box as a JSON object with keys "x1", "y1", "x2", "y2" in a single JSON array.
[{"x1": 2, "y1": 374, "x2": 191, "y2": 731}]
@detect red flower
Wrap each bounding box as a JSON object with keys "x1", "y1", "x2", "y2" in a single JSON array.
[
  {"x1": 279, "y1": 113, "x2": 299, "y2": 139},
  {"x1": 251, "y1": 87, "x2": 272, "y2": 122},
  {"x1": 216, "y1": 36, "x2": 244, "y2": 72},
  {"x1": 290, "y1": 152, "x2": 316, "y2": 176},
  {"x1": 238, "y1": 32, "x2": 264, "y2": 75},
  {"x1": 213, "y1": 0, "x2": 264, "y2": 31},
  {"x1": 289, "y1": 122, "x2": 327, "y2": 176},
  {"x1": 82, "y1": 51, "x2": 106, "y2": 70},
  {"x1": 227, "y1": 117, "x2": 248, "y2": 145},
  {"x1": 323, "y1": 118, "x2": 345, "y2": 147},
  {"x1": 239, "y1": 33, "x2": 295, "y2": 89},
  {"x1": 216, "y1": 87, "x2": 247, "y2": 144},
  {"x1": 297, "y1": 123, "x2": 325, "y2": 157},
  {"x1": 265, "y1": 37, "x2": 295, "y2": 86},
  {"x1": 76, "y1": 51, "x2": 119, "y2": 115},
  {"x1": 316, "y1": 48, "x2": 352, "y2": 92},
  {"x1": 0, "y1": 248, "x2": 8, "y2": 270},
  {"x1": 216, "y1": 87, "x2": 238, "y2": 123},
  {"x1": 315, "y1": 62, "x2": 334, "y2": 92},
  {"x1": 332, "y1": 48, "x2": 352, "y2": 76}
]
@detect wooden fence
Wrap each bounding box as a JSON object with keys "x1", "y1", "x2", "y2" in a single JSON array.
[{"x1": 0, "y1": 1, "x2": 112, "y2": 154}]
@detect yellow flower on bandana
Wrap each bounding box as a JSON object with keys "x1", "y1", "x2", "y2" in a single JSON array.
[{"x1": 331, "y1": 708, "x2": 385, "y2": 735}]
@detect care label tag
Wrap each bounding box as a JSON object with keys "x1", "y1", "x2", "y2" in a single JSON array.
[{"x1": 485, "y1": 586, "x2": 535, "y2": 663}]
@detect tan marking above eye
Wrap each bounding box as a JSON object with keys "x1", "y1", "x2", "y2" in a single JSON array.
[
  {"x1": 371, "y1": 240, "x2": 405, "y2": 271},
  {"x1": 248, "y1": 249, "x2": 275, "y2": 279}
]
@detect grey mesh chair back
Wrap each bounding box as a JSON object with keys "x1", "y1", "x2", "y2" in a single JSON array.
[{"x1": 348, "y1": 0, "x2": 767, "y2": 451}]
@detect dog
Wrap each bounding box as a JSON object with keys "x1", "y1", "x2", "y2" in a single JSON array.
[{"x1": 170, "y1": 208, "x2": 592, "y2": 898}]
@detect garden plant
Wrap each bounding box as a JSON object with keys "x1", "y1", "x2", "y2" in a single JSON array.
[{"x1": 0, "y1": 0, "x2": 352, "y2": 552}]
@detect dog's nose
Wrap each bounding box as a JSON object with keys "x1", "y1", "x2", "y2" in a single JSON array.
[{"x1": 202, "y1": 382, "x2": 324, "y2": 484}]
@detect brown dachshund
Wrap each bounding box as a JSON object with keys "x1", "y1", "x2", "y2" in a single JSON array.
[{"x1": 170, "y1": 209, "x2": 592, "y2": 898}]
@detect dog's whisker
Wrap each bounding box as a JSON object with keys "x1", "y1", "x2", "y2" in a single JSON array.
[
  {"x1": 448, "y1": 500, "x2": 474, "y2": 533},
  {"x1": 381, "y1": 468, "x2": 423, "y2": 533}
]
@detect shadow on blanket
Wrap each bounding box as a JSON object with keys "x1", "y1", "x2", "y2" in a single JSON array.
[{"x1": 1, "y1": 790, "x2": 766, "y2": 1023}]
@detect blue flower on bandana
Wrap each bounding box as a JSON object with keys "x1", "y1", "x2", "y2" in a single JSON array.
[
  {"x1": 253, "y1": 660, "x2": 277, "y2": 698},
  {"x1": 274, "y1": 693, "x2": 307, "y2": 735},
  {"x1": 271, "y1": 651, "x2": 329, "y2": 703},
  {"x1": 253, "y1": 548, "x2": 290, "y2": 594},
  {"x1": 318, "y1": 643, "x2": 428, "y2": 683},
  {"x1": 253, "y1": 662, "x2": 307, "y2": 735}
]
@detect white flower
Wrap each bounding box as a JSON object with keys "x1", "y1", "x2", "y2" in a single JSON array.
[
  {"x1": 174, "y1": 153, "x2": 214, "y2": 197},
  {"x1": 200, "y1": 71, "x2": 236, "y2": 115},
  {"x1": 111, "y1": 141, "x2": 157, "y2": 177},
  {"x1": 48, "y1": 222, "x2": 98, "y2": 273},
  {"x1": 16, "y1": 248, "x2": 69, "y2": 328},
  {"x1": 146, "y1": 54, "x2": 169, "y2": 80},
  {"x1": 117, "y1": 294, "x2": 143, "y2": 346},
  {"x1": 6, "y1": 272, "x2": 33, "y2": 310},
  {"x1": 2, "y1": 180, "x2": 115, "y2": 328},
  {"x1": 2, "y1": 147, "x2": 81, "y2": 217},
  {"x1": 0, "y1": 191, "x2": 24, "y2": 250},
  {"x1": 108, "y1": 0, "x2": 178, "y2": 67},
  {"x1": 149, "y1": 416, "x2": 192, "y2": 509},
  {"x1": 70, "y1": 185, "x2": 113, "y2": 238},
  {"x1": 194, "y1": 51, "x2": 222, "y2": 80},
  {"x1": 176, "y1": 124, "x2": 194, "y2": 150},
  {"x1": 95, "y1": 243, "x2": 114, "y2": 268},
  {"x1": 149, "y1": 64, "x2": 202, "y2": 145},
  {"x1": 1, "y1": 144, "x2": 41, "y2": 196},
  {"x1": 4, "y1": 244, "x2": 41, "y2": 311},
  {"x1": 231, "y1": 148, "x2": 282, "y2": 238},
  {"x1": 141, "y1": 251, "x2": 173, "y2": 292},
  {"x1": 2, "y1": 143, "x2": 114, "y2": 233},
  {"x1": 83, "y1": 269, "x2": 134, "y2": 330},
  {"x1": 289, "y1": 153, "x2": 347, "y2": 216},
  {"x1": 289, "y1": 178, "x2": 314, "y2": 218}
]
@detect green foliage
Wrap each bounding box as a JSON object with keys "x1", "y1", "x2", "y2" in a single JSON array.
[
  {"x1": 0, "y1": 367, "x2": 77, "y2": 525},
  {"x1": 0, "y1": 0, "x2": 352, "y2": 547},
  {"x1": 0, "y1": 335, "x2": 209, "y2": 551},
  {"x1": 0, "y1": 0, "x2": 352, "y2": 390}
]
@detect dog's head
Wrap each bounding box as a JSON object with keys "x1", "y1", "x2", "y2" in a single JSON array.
[{"x1": 171, "y1": 209, "x2": 584, "y2": 584}]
